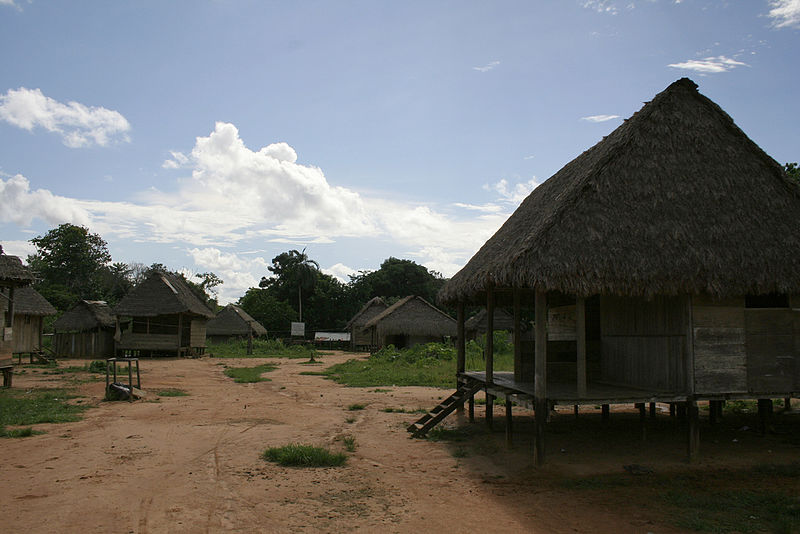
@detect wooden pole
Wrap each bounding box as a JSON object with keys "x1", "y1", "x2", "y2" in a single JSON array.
[
  {"x1": 637, "y1": 403, "x2": 647, "y2": 441},
  {"x1": 513, "y1": 290, "x2": 521, "y2": 381},
  {"x1": 534, "y1": 290, "x2": 547, "y2": 465},
  {"x1": 485, "y1": 286, "x2": 495, "y2": 427},
  {"x1": 687, "y1": 398, "x2": 699, "y2": 462},
  {"x1": 456, "y1": 302, "x2": 466, "y2": 416},
  {"x1": 576, "y1": 296, "x2": 586, "y2": 398},
  {"x1": 505, "y1": 395, "x2": 513, "y2": 448},
  {"x1": 601, "y1": 404, "x2": 610, "y2": 422}
]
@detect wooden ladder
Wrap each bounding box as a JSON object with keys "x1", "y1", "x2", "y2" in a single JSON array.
[{"x1": 407, "y1": 380, "x2": 484, "y2": 438}]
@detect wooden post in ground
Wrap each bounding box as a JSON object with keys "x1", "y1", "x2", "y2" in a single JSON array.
[
  {"x1": 601, "y1": 404, "x2": 610, "y2": 422},
  {"x1": 637, "y1": 403, "x2": 647, "y2": 441},
  {"x1": 505, "y1": 395, "x2": 513, "y2": 448},
  {"x1": 456, "y1": 303, "x2": 465, "y2": 416},
  {"x1": 534, "y1": 290, "x2": 547, "y2": 466},
  {"x1": 574, "y1": 404, "x2": 579, "y2": 418},
  {"x1": 687, "y1": 398, "x2": 699, "y2": 462},
  {"x1": 576, "y1": 296, "x2": 586, "y2": 398},
  {"x1": 485, "y1": 286, "x2": 495, "y2": 428},
  {"x1": 758, "y1": 398, "x2": 773, "y2": 435},
  {"x1": 669, "y1": 402, "x2": 676, "y2": 417},
  {"x1": 468, "y1": 394, "x2": 475, "y2": 423},
  {"x1": 649, "y1": 402, "x2": 656, "y2": 418},
  {"x1": 784, "y1": 397, "x2": 792, "y2": 412}
]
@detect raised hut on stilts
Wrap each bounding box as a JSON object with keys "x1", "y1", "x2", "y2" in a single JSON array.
[{"x1": 410, "y1": 78, "x2": 800, "y2": 464}]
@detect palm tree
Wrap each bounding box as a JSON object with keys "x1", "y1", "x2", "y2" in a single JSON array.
[{"x1": 292, "y1": 249, "x2": 319, "y2": 322}]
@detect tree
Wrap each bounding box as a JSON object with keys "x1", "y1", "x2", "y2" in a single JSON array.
[
  {"x1": 785, "y1": 162, "x2": 799, "y2": 182},
  {"x1": 95, "y1": 262, "x2": 134, "y2": 306},
  {"x1": 27, "y1": 224, "x2": 112, "y2": 310},
  {"x1": 237, "y1": 288, "x2": 297, "y2": 335},
  {"x1": 260, "y1": 249, "x2": 320, "y2": 322},
  {"x1": 348, "y1": 257, "x2": 445, "y2": 304}
]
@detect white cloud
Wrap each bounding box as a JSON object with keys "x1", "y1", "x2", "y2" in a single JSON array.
[
  {"x1": 0, "y1": 0, "x2": 20, "y2": 9},
  {"x1": 768, "y1": 0, "x2": 800, "y2": 28},
  {"x1": 668, "y1": 56, "x2": 748, "y2": 73},
  {"x1": 162, "y1": 150, "x2": 189, "y2": 169},
  {"x1": 323, "y1": 263, "x2": 357, "y2": 283},
  {"x1": 187, "y1": 247, "x2": 267, "y2": 303},
  {"x1": 0, "y1": 174, "x2": 91, "y2": 226},
  {"x1": 0, "y1": 239, "x2": 35, "y2": 260},
  {"x1": 483, "y1": 178, "x2": 540, "y2": 205},
  {"x1": 0, "y1": 87, "x2": 130, "y2": 147},
  {"x1": 582, "y1": 0, "x2": 619, "y2": 15},
  {"x1": 581, "y1": 114, "x2": 621, "y2": 123},
  {"x1": 473, "y1": 61, "x2": 500, "y2": 73}
]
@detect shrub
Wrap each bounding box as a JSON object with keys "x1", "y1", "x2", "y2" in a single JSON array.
[{"x1": 262, "y1": 444, "x2": 347, "y2": 467}]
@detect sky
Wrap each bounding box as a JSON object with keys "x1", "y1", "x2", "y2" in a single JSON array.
[{"x1": 1, "y1": 0, "x2": 798, "y2": 304}]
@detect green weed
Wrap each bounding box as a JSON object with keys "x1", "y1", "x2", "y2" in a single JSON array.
[
  {"x1": 0, "y1": 388, "x2": 87, "y2": 426},
  {"x1": 223, "y1": 364, "x2": 277, "y2": 383},
  {"x1": 343, "y1": 435, "x2": 357, "y2": 452},
  {"x1": 209, "y1": 338, "x2": 318, "y2": 359},
  {"x1": 347, "y1": 403, "x2": 366, "y2": 411},
  {"x1": 262, "y1": 443, "x2": 347, "y2": 467},
  {"x1": 156, "y1": 388, "x2": 189, "y2": 397}
]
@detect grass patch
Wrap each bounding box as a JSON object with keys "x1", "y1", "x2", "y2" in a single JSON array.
[
  {"x1": 345, "y1": 416, "x2": 356, "y2": 424},
  {"x1": 209, "y1": 338, "x2": 318, "y2": 359},
  {"x1": 0, "y1": 426, "x2": 43, "y2": 438},
  {"x1": 299, "y1": 371, "x2": 327, "y2": 376},
  {"x1": 323, "y1": 339, "x2": 514, "y2": 388},
  {"x1": 261, "y1": 443, "x2": 347, "y2": 467},
  {"x1": 223, "y1": 363, "x2": 277, "y2": 383},
  {"x1": 156, "y1": 388, "x2": 189, "y2": 397},
  {"x1": 382, "y1": 407, "x2": 427, "y2": 414},
  {"x1": 0, "y1": 388, "x2": 88, "y2": 427},
  {"x1": 347, "y1": 403, "x2": 366, "y2": 411},
  {"x1": 343, "y1": 435, "x2": 357, "y2": 452}
]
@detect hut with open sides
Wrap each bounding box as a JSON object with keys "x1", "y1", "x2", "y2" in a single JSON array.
[
  {"x1": 113, "y1": 271, "x2": 214, "y2": 357},
  {"x1": 345, "y1": 297, "x2": 388, "y2": 350},
  {"x1": 0, "y1": 251, "x2": 36, "y2": 386},
  {"x1": 53, "y1": 300, "x2": 116, "y2": 358},
  {"x1": 362, "y1": 295, "x2": 456, "y2": 350},
  {"x1": 465, "y1": 308, "x2": 515, "y2": 342},
  {"x1": 1, "y1": 286, "x2": 56, "y2": 360},
  {"x1": 206, "y1": 304, "x2": 267, "y2": 344},
  {"x1": 413, "y1": 78, "x2": 800, "y2": 463}
]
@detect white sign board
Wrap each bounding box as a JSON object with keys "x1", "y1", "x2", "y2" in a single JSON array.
[
  {"x1": 314, "y1": 332, "x2": 351, "y2": 342},
  {"x1": 291, "y1": 322, "x2": 305, "y2": 337}
]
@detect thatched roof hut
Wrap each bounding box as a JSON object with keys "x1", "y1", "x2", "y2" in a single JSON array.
[
  {"x1": 465, "y1": 308, "x2": 514, "y2": 339},
  {"x1": 206, "y1": 304, "x2": 267, "y2": 342},
  {"x1": 0, "y1": 286, "x2": 55, "y2": 356},
  {"x1": 0, "y1": 253, "x2": 36, "y2": 286},
  {"x1": 345, "y1": 297, "x2": 388, "y2": 349},
  {"x1": 4, "y1": 286, "x2": 56, "y2": 317},
  {"x1": 53, "y1": 301, "x2": 115, "y2": 358},
  {"x1": 0, "y1": 252, "x2": 35, "y2": 380},
  {"x1": 113, "y1": 272, "x2": 214, "y2": 357},
  {"x1": 440, "y1": 77, "x2": 800, "y2": 304},
  {"x1": 363, "y1": 296, "x2": 456, "y2": 349},
  {"x1": 431, "y1": 78, "x2": 800, "y2": 464}
]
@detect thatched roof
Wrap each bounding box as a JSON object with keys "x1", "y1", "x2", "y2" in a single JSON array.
[
  {"x1": 440, "y1": 78, "x2": 800, "y2": 304},
  {"x1": 363, "y1": 296, "x2": 456, "y2": 337},
  {"x1": 465, "y1": 308, "x2": 515, "y2": 333},
  {"x1": 113, "y1": 272, "x2": 214, "y2": 318},
  {"x1": 1, "y1": 286, "x2": 56, "y2": 316},
  {"x1": 0, "y1": 253, "x2": 35, "y2": 286},
  {"x1": 345, "y1": 297, "x2": 388, "y2": 330},
  {"x1": 206, "y1": 304, "x2": 267, "y2": 336},
  {"x1": 53, "y1": 301, "x2": 115, "y2": 332}
]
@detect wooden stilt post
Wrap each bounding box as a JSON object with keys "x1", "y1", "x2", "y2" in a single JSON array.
[
  {"x1": 505, "y1": 395, "x2": 513, "y2": 448},
  {"x1": 687, "y1": 398, "x2": 699, "y2": 462},
  {"x1": 709, "y1": 400, "x2": 720, "y2": 425},
  {"x1": 485, "y1": 286, "x2": 495, "y2": 428},
  {"x1": 758, "y1": 399, "x2": 772, "y2": 435},
  {"x1": 669, "y1": 402, "x2": 676, "y2": 417},
  {"x1": 513, "y1": 290, "x2": 521, "y2": 381},
  {"x1": 574, "y1": 404, "x2": 579, "y2": 418},
  {"x1": 637, "y1": 403, "x2": 647, "y2": 441},
  {"x1": 576, "y1": 296, "x2": 586, "y2": 398},
  {"x1": 677, "y1": 402, "x2": 687, "y2": 421},
  {"x1": 534, "y1": 290, "x2": 547, "y2": 466},
  {"x1": 601, "y1": 404, "x2": 610, "y2": 422},
  {"x1": 456, "y1": 302, "x2": 466, "y2": 415},
  {"x1": 468, "y1": 394, "x2": 475, "y2": 423},
  {"x1": 784, "y1": 397, "x2": 792, "y2": 412},
  {"x1": 649, "y1": 402, "x2": 656, "y2": 418}
]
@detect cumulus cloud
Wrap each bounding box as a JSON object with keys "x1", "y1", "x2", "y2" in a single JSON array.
[
  {"x1": 323, "y1": 263, "x2": 358, "y2": 283},
  {"x1": 473, "y1": 61, "x2": 500, "y2": 72},
  {"x1": 0, "y1": 87, "x2": 130, "y2": 147},
  {"x1": 668, "y1": 56, "x2": 748, "y2": 73},
  {"x1": 582, "y1": 0, "x2": 619, "y2": 15},
  {"x1": 768, "y1": 0, "x2": 800, "y2": 28},
  {"x1": 483, "y1": 178, "x2": 540, "y2": 205},
  {"x1": 0, "y1": 174, "x2": 91, "y2": 226},
  {"x1": 0, "y1": 240, "x2": 36, "y2": 259},
  {"x1": 187, "y1": 247, "x2": 268, "y2": 303},
  {"x1": 581, "y1": 114, "x2": 620, "y2": 122}
]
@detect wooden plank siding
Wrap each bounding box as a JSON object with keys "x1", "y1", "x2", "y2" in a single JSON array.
[
  {"x1": 190, "y1": 318, "x2": 207, "y2": 348},
  {"x1": 692, "y1": 296, "x2": 747, "y2": 394},
  {"x1": 11, "y1": 315, "x2": 42, "y2": 353},
  {"x1": 745, "y1": 308, "x2": 795, "y2": 393},
  {"x1": 54, "y1": 330, "x2": 115, "y2": 358},
  {"x1": 599, "y1": 295, "x2": 686, "y2": 392}
]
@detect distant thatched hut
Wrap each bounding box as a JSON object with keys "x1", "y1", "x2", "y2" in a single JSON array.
[
  {"x1": 113, "y1": 272, "x2": 214, "y2": 357},
  {"x1": 345, "y1": 297, "x2": 388, "y2": 350},
  {"x1": 53, "y1": 301, "x2": 115, "y2": 358},
  {"x1": 436, "y1": 78, "x2": 800, "y2": 463},
  {"x1": 465, "y1": 308, "x2": 514, "y2": 341},
  {"x1": 363, "y1": 296, "x2": 456, "y2": 349},
  {"x1": 206, "y1": 304, "x2": 267, "y2": 344},
  {"x1": 1, "y1": 286, "x2": 56, "y2": 358},
  {"x1": 0, "y1": 252, "x2": 36, "y2": 385}
]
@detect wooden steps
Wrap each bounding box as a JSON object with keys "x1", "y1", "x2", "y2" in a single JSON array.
[{"x1": 407, "y1": 381, "x2": 484, "y2": 438}]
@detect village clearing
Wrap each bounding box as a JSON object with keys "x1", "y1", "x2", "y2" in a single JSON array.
[{"x1": 2, "y1": 352, "x2": 799, "y2": 533}]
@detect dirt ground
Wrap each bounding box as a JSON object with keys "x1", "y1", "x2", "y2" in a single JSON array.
[{"x1": 3, "y1": 351, "x2": 799, "y2": 533}]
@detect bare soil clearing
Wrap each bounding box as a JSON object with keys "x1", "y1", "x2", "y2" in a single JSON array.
[{"x1": 3, "y1": 352, "x2": 797, "y2": 533}]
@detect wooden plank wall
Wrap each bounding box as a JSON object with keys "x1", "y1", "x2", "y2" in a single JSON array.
[
  {"x1": 190, "y1": 319, "x2": 207, "y2": 348},
  {"x1": 692, "y1": 296, "x2": 747, "y2": 394},
  {"x1": 745, "y1": 307, "x2": 795, "y2": 393},
  {"x1": 600, "y1": 295, "x2": 686, "y2": 391},
  {"x1": 54, "y1": 331, "x2": 115, "y2": 358},
  {"x1": 12, "y1": 315, "x2": 41, "y2": 353}
]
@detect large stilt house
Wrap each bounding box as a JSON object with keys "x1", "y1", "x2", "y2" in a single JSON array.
[
  {"x1": 113, "y1": 271, "x2": 214, "y2": 357},
  {"x1": 429, "y1": 78, "x2": 800, "y2": 463}
]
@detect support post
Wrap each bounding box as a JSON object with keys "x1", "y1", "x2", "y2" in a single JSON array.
[
  {"x1": 468, "y1": 394, "x2": 475, "y2": 423},
  {"x1": 758, "y1": 398, "x2": 773, "y2": 435},
  {"x1": 601, "y1": 404, "x2": 610, "y2": 422},
  {"x1": 576, "y1": 296, "x2": 586, "y2": 398},
  {"x1": 534, "y1": 290, "x2": 547, "y2": 465},
  {"x1": 505, "y1": 395, "x2": 513, "y2": 448},
  {"x1": 687, "y1": 398, "x2": 699, "y2": 462},
  {"x1": 784, "y1": 397, "x2": 792, "y2": 412},
  {"x1": 649, "y1": 402, "x2": 656, "y2": 418},
  {"x1": 637, "y1": 403, "x2": 647, "y2": 441},
  {"x1": 513, "y1": 290, "x2": 521, "y2": 382},
  {"x1": 485, "y1": 286, "x2": 495, "y2": 427},
  {"x1": 456, "y1": 302, "x2": 466, "y2": 415}
]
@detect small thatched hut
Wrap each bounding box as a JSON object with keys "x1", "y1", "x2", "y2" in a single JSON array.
[
  {"x1": 0, "y1": 251, "x2": 36, "y2": 385},
  {"x1": 113, "y1": 272, "x2": 214, "y2": 357},
  {"x1": 53, "y1": 301, "x2": 116, "y2": 358},
  {"x1": 362, "y1": 296, "x2": 456, "y2": 349},
  {"x1": 465, "y1": 308, "x2": 515, "y2": 341},
  {"x1": 1, "y1": 286, "x2": 56, "y2": 358},
  {"x1": 345, "y1": 297, "x2": 388, "y2": 350},
  {"x1": 206, "y1": 304, "x2": 267, "y2": 344},
  {"x1": 436, "y1": 78, "x2": 800, "y2": 463}
]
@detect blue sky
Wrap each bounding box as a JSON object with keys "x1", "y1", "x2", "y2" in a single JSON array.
[{"x1": 1, "y1": 0, "x2": 798, "y2": 304}]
